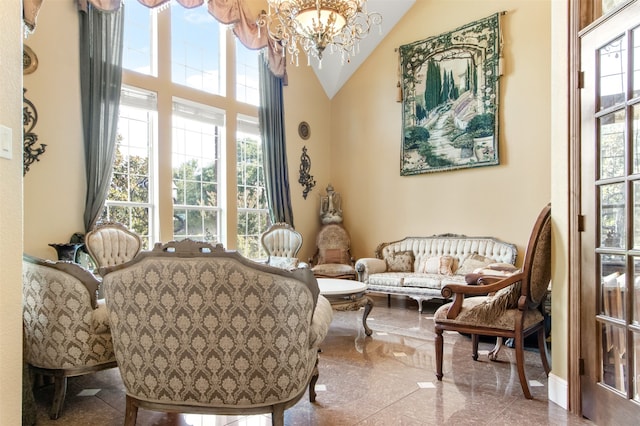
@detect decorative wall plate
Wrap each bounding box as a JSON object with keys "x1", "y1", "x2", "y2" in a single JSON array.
[
  {"x1": 298, "y1": 121, "x2": 310, "y2": 140},
  {"x1": 23, "y1": 45, "x2": 38, "y2": 75}
]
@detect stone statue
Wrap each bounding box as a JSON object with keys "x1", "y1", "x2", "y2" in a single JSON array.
[{"x1": 320, "y1": 184, "x2": 343, "y2": 224}]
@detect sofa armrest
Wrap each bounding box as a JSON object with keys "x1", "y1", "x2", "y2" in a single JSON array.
[
  {"x1": 309, "y1": 296, "x2": 333, "y2": 349},
  {"x1": 355, "y1": 258, "x2": 387, "y2": 282}
]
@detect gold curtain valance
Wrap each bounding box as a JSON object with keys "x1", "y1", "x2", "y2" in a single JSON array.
[{"x1": 23, "y1": 0, "x2": 284, "y2": 76}]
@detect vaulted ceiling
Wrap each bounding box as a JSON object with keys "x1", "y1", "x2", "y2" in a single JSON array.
[{"x1": 307, "y1": 0, "x2": 416, "y2": 99}]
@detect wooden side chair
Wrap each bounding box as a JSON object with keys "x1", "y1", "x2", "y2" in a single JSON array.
[{"x1": 434, "y1": 204, "x2": 551, "y2": 399}]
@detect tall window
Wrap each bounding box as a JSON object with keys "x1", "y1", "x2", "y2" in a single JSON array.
[
  {"x1": 237, "y1": 115, "x2": 269, "y2": 258},
  {"x1": 102, "y1": 86, "x2": 155, "y2": 249},
  {"x1": 106, "y1": 1, "x2": 265, "y2": 255},
  {"x1": 172, "y1": 100, "x2": 223, "y2": 242}
]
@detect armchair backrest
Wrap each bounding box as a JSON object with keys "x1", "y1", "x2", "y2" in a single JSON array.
[
  {"x1": 261, "y1": 222, "x2": 303, "y2": 259},
  {"x1": 313, "y1": 223, "x2": 352, "y2": 265},
  {"x1": 102, "y1": 240, "x2": 321, "y2": 408},
  {"x1": 22, "y1": 254, "x2": 113, "y2": 369},
  {"x1": 521, "y1": 203, "x2": 552, "y2": 309},
  {"x1": 85, "y1": 221, "x2": 142, "y2": 270}
]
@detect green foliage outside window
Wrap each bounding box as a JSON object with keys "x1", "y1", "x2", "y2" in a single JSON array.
[
  {"x1": 102, "y1": 135, "x2": 151, "y2": 247},
  {"x1": 236, "y1": 135, "x2": 269, "y2": 259}
]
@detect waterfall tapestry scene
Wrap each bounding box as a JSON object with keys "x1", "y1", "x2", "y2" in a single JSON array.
[{"x1": 400, "y1": 13, "x2": 502, "y2": 175}]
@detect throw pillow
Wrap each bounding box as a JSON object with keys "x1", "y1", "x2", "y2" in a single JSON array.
[
  {"x1": 463, "y1": 280, "x2": 523, "y2": 324},
  {"x1": 485, "y1": 262, "x2": 519, "y2": 273},
  {"x1": 322, "y1": 248, "x2": 348, "y2": 264},
  {"x1": 269, "y1": 256, "x2": 299, "y2": 270},
  {"x1": 419, "y1": 255, "x2": 454, "y2": 275},
  {"x1": 455, "y1": 253, "x2": 494, "y2": 275},
  {"x1": 385, "y1": 251, "x2": 414, "y2": 272}
]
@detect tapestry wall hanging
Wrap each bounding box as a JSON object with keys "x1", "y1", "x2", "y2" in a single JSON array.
[{"x1": 399, "y1": 12, "x2": 503, "y2": 175}]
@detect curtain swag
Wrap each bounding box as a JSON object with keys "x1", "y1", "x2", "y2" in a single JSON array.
[{"x1": 23, "y1": 0, "x2": 285, "y2": 76}]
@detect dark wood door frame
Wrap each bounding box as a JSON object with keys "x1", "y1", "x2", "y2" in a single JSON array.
[
  {"x1": 568, "y1": 0, "x2": 583, "y2": 415},
  {"x1": 568, "y1": 0, "x2": 638, "y2": 415}
]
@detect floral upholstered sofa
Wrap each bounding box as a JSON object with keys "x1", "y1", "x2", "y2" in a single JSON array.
[{"x1": 355, "y1": 234, "x2": 518, "y2": 312}]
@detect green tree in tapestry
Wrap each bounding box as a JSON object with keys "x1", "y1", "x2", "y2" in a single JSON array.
[{"x1": 424, "y1": 60, "x2": 442, "y2": 113}]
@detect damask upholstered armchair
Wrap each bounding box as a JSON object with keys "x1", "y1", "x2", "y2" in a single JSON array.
[
  {"x1": 22, "y1": 254, "x2": 117, "y2": 419},
  {"x1": 85, "y1": 221, "x2": 142, "y2": 273},
  {"x1": 102, "y1": 240, "x2": 333, "y2": 426},
  {"x1": 310, "y1": 224, "x2": 357, "y2": 280}
]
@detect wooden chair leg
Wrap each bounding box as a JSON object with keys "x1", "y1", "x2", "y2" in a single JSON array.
[
  {"x1": 309, "y1": 355, "x2": 319, "y2": 402},
  {"x1": 537, "y1": 326, "x2": 551, "y2": 375},
  {"x1": 435, "y1": 328, "x2": 444, "y2": 380},
  {"x1": 49, "y1": 375, "x2": 67, "y2": 420},
  {"x1": 272, "y1": 404, "x2": 285, "y2": 426},
  {"x1": 514, "y1": 333, "x2": 533, "y2": 399},
  {"x1": 471, "y1": 334, "x2": 479, "y2": 361},
  {"x1": 124, "y1": 395, "x2": 139, "y2": 426}
]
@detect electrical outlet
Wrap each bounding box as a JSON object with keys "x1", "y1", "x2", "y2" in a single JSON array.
[{"x1": 0, "y1": 125, "x2": 12, "y2": 160}]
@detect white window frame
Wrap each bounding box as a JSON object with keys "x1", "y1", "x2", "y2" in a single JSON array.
[{"x1": 115, "y1": 2, "x2": 266, "y2": 255}]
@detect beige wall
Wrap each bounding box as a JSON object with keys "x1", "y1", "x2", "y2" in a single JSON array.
[
  {"x1": 0, "y1": 0, "x2": 25, "y2": 422},
  {"x1": 23, "y1": 0, "x2": 85, "y2": 261},
  {"x1": 333, "y1": 0, "x2": 551, "y2": 261},
  {"x1": 17, "y1": 0, "x2": 572, "y2": 411},
  {"x1": 283, "y1": 64, "x2": 333, "y2": 262},
  {"x1": 550, "y1": 0, "x2": 570, "y2": 390}
]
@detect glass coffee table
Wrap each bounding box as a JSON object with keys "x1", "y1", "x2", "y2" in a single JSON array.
[{"x1": 317, "y1": 278, "x2": 373, "y2": 336}]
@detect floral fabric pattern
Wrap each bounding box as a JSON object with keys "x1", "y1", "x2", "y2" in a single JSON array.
[{"x1": 385, "y1": 251, "x2": 414, "y2": 272}]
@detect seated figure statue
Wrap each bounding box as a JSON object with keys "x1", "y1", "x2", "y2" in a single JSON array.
[{"x1": 320, "y1": 184, "x2": 343, "y2": 224}]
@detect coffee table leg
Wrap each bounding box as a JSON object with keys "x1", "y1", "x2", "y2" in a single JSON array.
[{"x1": 363, "y1": 296, "x2": 373, "y2": 336}]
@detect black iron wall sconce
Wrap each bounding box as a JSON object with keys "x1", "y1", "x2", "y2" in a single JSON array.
[
  {"x1": 23, "y1": 88, "x2": 46, "y2": 175},
  {"x1": 298, "y1": 145, "x2": 316, "y2": 199}
]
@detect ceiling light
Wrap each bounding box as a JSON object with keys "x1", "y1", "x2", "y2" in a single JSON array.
[{"x1": 257, "y1": 0, "x2": 382, "y2": 68}]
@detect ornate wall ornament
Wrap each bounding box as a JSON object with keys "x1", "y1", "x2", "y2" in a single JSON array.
[
  {"x1": 298, "y1": 146, "x2": 316, "y2": 199},
  {"x1": 23, "y1": 88, "x2": 46, "y2": 175},
  {"x1": 298, "y1": 121, "x2": 310, "y2": 140},
  {"x1": 23, "y1": 45, "x2": 38, "y2": 75}
]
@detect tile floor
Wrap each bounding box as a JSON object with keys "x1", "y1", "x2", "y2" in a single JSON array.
[{"x1": 31, "y1": 295, "x2": 594, "y2": 425}]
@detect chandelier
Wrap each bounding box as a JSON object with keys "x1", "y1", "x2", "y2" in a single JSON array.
[{"x1": 257, "y1": 0, "x2": 382, "y2": 67}]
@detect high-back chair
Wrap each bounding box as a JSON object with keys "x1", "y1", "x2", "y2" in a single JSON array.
[
  {"x1": 433, "y1": 204, "x2": 552, "y2": 399},
  {"x1": 260, "y1": 222, "x2": 304, "y2": 268},
  {"x1": 309, "y1": 223, "x2": 357, "y2": 280},
  {"x1": 101, "y1": 240, "x2": 333, "y2": 426},
  {"x1": 85, "y1": 221, "x2": 142, "y2": 273},
  {"x1": 22, "y1": 254, "x2": 117, "y2": 419}
]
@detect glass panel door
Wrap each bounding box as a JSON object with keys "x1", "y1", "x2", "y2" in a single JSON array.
[{"x1": 580, "y1": 2, "x2": 640, "y2": 422}]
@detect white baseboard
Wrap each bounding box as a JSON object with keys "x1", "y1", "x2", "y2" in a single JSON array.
[{"x1": 548, "y1": 373, "x2": 568, "y2": 409}]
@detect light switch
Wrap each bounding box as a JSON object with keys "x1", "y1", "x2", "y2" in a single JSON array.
[{"x1": 0, "y1": 125, "x2": 12, "y2": 160}]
